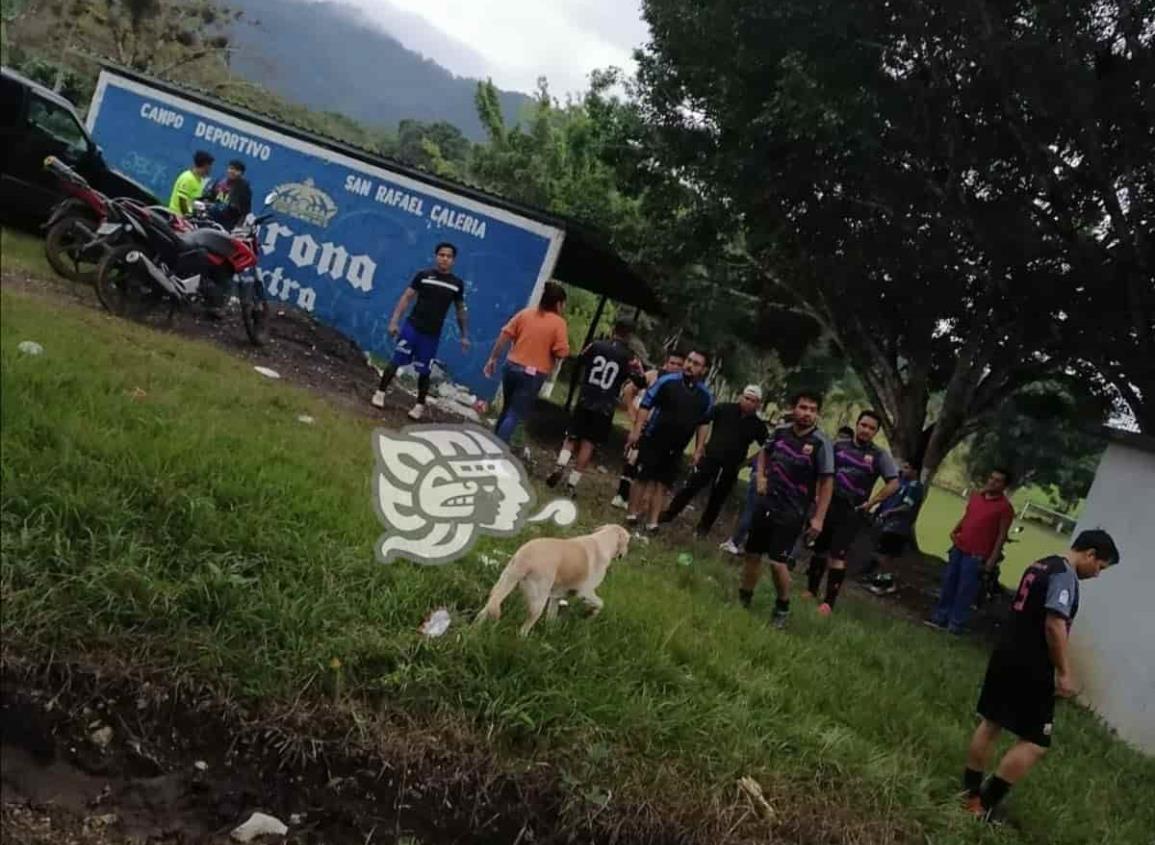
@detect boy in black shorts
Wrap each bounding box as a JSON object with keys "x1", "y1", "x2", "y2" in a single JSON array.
[
  {"x1": 805, "y1": 410, "x2": 899, "y2": 615},
  {"x1": 741, "y1": 390, "x2": 834, "y2": 628},
  {"x1": 625, "y1": 349, "x2": 714, "y2": 534},
  {"x1": 961, "y1": 529, "x2": 1120, "y2": 822},
  {"x1": 547, "y1": 320, "x2": 644, "y2": 497}
]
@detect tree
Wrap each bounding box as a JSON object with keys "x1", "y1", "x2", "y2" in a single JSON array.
[
  {"x1": 394, "y1": 119, "x2": 471, "y2": 177},
  {"x1": 635, "y1": 0, "x2": 1155, "y2": 479},
  {"x1": 964, "y1": 381, "x2": 1107, "y2": 509},
  {"x1": 471, "y1": 73, "x2": 823, "y2": 391}
]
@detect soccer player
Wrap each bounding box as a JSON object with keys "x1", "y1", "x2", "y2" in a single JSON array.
[
  {"x1": 926, "y1": 468, "x2": 1015, "y2": 634},
  {"x1": 611, "y1": 350, "x2": 686, "y2": 510},
  {"x1": 547, "y1": 320, "x2": 645, "y2": 497},
  {"x1": 961, "y1": 529, "x2": 1120, "y2": 822},
  {"x1": 864, "y1": 459, "x2": 924, "y2": 595},
  {"x1": 804, "y1": 410, "x2": 899, "y2": 614},
  {"x1": 625, "y1": 349, "x2": 714, "y2": 534},
  {"x1": 168, "y1": 150, "x2": 214, "y2": 216},
  {"x1": 371, "y1": 243, "x2": 469, "y2": 421},
  {"x1": 659, "y1": 384, "x2": 768, "y2": 538},
  {"x1": 740, "y1": 390, "x2": 834, "y2": 628}
]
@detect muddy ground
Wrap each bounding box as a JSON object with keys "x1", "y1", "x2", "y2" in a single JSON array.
[{"x1": 1, "y1": 264, "x2": 1012, "y2": 843}]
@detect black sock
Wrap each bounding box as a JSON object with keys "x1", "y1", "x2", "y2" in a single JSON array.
[
  {"x1": 377, "y1": 364, "x2": 397, "y2": 392},
  {"x1": 980, "y1": 775, "x2": 1011, "y2": 811},
  {"x1": 824, "y1": 568, "x2": 847, "y2": 607},
  {"x1": 417, "y1": 373, "x2": 431, "y2": 404},
  {"x1": 739, "y1": 589, "x2": 753, "y2": 608},
  {"x1": 963, "y1": 768, "x2": 983, "y2": 797},
  {"x1": 774, "y1": 598, "x2": 790, "y2": 614},
  {"x1": 807, "y1": 556, "x2": 827, "y2": 594}
]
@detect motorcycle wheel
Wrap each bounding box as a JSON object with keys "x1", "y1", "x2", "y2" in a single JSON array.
[
  {"x1": 95, "y1": 244, "x2": 175, "y2": 325},
  {"x1": 240, "y1": 283, "x2": 269, "y2": 346},
  {"x1": 44, "y1": 215, "x2": 99, "y2": 283}
]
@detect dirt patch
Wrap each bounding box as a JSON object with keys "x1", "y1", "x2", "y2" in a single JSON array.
[{"x1": 4, "y1": 658, "x2": 734, "y2": 845}]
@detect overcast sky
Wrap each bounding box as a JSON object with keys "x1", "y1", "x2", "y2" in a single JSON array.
[{"x1": 340, "y1": 0, "x2": 651, "y2": 96}]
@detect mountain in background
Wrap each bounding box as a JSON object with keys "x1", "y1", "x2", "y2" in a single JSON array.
[{"x1": 225, "y1": 0, "x2": 533, "y2": 141}]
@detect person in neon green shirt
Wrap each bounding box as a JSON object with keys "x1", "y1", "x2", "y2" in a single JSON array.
[{"x1": 168, "y1": 150, "x2": 215, "y2": 215}]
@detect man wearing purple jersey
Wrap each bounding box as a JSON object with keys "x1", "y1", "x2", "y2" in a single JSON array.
[
  {"x1": 740, "y1": 390, "x2": 834, "y2": 629},
  {"x1": 961, "y1": 529, "x2": 1119, "y2": 822},
  {"x1": 805, "y1": 410, "x2": 899, "y2": 615}
]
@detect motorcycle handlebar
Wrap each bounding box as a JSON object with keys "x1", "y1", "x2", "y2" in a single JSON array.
[{"x1": 43, "y1": 155, "x2": 89, "y2": 188}]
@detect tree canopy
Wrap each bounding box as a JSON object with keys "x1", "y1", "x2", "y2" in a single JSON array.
[{"x1": 635, "y1": 0, "x2": 1153, "y2": 476}]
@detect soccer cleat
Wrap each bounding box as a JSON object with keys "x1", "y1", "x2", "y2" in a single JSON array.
[
  {"x1": 564, "y1": 483, "x2": 578, "y2": 499},
  {"x1": 644, "y1": 523, "x2": 660, "y2": 535},
  {"x1": 407, "y1": 403, "x2": 425, "y2": 421},
  {"x1": 625, "y1": 514, "x2": 639, "y2": 526},
  {"x1": 817, "y1": 602, "x2": 833, "y2": 617},
  {"x1": 923, "y1": 618, "x2": 948, "y2": 632},
  {"x1": 771, "y1": 609, "x2": 790, "y2": 630},
  {"x1": 719, "y1": 539, "x2": 741, "y2": 556},
  {"x1": 370, "y1": 390, "x2": 386, "y2": 409},
  {"x1": 610, "y1": 495, "x2": 628, "y2": 510},
  {"x1": 545, "y1": 467, "x2": 564, "y2": 488}
]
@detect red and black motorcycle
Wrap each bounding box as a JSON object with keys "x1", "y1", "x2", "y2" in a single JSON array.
[
  {"x1": 93, "y1": 191, "x2": 278, "y2": 346},
  {"x1": 40, "y1": 156, "x2": 189, "y2": 283}
]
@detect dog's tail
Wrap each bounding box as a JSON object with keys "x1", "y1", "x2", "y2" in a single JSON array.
[{"x1": 474, "y1": 556, "x2": 525, "y2": 624}]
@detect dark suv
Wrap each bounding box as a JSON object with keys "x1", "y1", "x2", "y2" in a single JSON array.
[{"x1": 0, "y1": 66, "x2": 158, "y2": 222}]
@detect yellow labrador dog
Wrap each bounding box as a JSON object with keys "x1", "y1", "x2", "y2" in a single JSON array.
[{"x1": 475, "y1": 524, "x2": 631, "y2": 636}]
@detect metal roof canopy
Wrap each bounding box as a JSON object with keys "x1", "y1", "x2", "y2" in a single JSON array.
[{"x1": 94, "y1": 64, "x2": 664, "y2": 315}]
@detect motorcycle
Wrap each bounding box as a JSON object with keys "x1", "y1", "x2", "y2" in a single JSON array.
[
  {"x1": 93, "y1": 191, "x2": 278, "y2": 346},
  {"x1": 41, "y1": 156, "x2": 190, "y2": 283}
]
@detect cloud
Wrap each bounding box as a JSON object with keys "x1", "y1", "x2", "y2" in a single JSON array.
[{"x1": 341, "y1": 0, "x2": 649, "y2": 95}]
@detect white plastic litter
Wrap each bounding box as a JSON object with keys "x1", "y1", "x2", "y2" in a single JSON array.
[
  {"x1": 419, "y1": 608, "x2": 452, "y2": 638},
  {"x1": 17, "y1": 341, "x2": 44, "y2": 356},
  {"x1": 231, "y1": 812, "x2": 288, "y2": 842},
  {"x1": 253, "y1": 366, "x2": 281, "y2": 379},
  {"x1": 194, "y1": 760, "x2": 208, "y2": 772},
  {"x1": 90, "y1": 725, "x2": 113, "y2": 749},
  {"x1": 297, "y1": 415, "x2": 315, "y2": 424}
]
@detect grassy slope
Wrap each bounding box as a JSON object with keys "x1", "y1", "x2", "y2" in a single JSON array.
[{"x1": 2, "y1": 287, "x2": 1152, "y2": 844}]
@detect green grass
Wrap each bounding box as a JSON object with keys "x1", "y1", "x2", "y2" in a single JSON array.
[
  {"x1": 2, "y1": 288, "x2": 1152, "y2": 844},
  {"x1": 915, "y1": 488, "x2": 1068, "y2": 587},
  {"x1": 1, "y1": 226, "x2": 53, "y2": 277}
]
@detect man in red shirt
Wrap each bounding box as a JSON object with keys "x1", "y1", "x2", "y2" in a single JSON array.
[{"x1": 925, "y1": 468, "x2": 1016, "y2": 634}]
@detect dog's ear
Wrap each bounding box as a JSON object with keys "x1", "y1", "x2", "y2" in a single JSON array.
[{"x1": 615, "y1": 525, "x2": 631, "y2": 558}]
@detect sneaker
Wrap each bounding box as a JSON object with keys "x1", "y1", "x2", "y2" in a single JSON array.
[
  {"x1": 771, "y1": 609, "x2": 790, "y2": 630},
  {"x1": 923, "y1": 618, "x2": 948, "y2": 632},
  {"x1": 407, "y1": 403, "x2": 425, "y2": 421},
  {"x1": 719, "y1": 539, "x2": 741, "y2": 555},
  {"x1": 610, "y1": 495, "x2": 628, "y2": 510},
  {"x1": 546, "y1": 467, "x2": 564, "y2": 488},
  {"x1": 564, "y1": 483, "x2": 578, "y2": 499},
  {"x1": 817, "y1": 602, "x2": 833, "y2": 617},
  {"x1": 370, "y1": 390, "x2": 386, "y2": 409},
  {"x1": 644, "y1": 523, "x2": 660, "y2": 535},
  {"x1": 625, "y1": 514, "x2": 639, "y2": 526}
]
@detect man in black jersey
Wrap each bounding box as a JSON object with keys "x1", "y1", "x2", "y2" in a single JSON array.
[
  {"x1": 371, "y1": 242, "x2": 469, "y2": 421},
  {"x1": 961, "y1": 529, "x2": 1120, "y2": 822},
  {"x1": 659, "y1": 384, "x2": 768, "y2": 538},
  {"x1": 547, "y1": 320, "x2": 645, "y2": 497}
]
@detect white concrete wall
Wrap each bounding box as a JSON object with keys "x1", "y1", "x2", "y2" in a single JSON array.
[{"x1": 1069, "y1": 441, "x2": 1155, "y2": 754}]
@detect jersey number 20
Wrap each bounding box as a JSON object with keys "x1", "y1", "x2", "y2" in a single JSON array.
[{"x1": 588, "y1": 355, "x2": 619, "y2": 390}]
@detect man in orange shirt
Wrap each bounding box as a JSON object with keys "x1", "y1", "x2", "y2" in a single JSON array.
[{"x1": 484, "y1": 281, "x2": 570, "y2": 444}]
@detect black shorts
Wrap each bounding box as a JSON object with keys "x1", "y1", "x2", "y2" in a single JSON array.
[
  {"x1": 812, "y1": 497, "x2": 863, "y2": 559},
  {"x1": 876, "y1": 530, "x2": 910, "y2": 557},
  {"x1": 567, "y1": 405, "x2": 614, "y2": 445},
  {"x1": 635, "y1": 434, "x2": 684, "y2": 487},
  {"x1": 976, "y1": 652, "x2": 1056, "y2": 747},
  {"x1": 745, "y1": 510, "x2": 806, "y2": 563}
]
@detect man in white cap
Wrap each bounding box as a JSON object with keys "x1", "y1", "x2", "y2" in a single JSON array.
[{"x1": 659, "y1": 384, "x2": 769, "y2": 538}]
